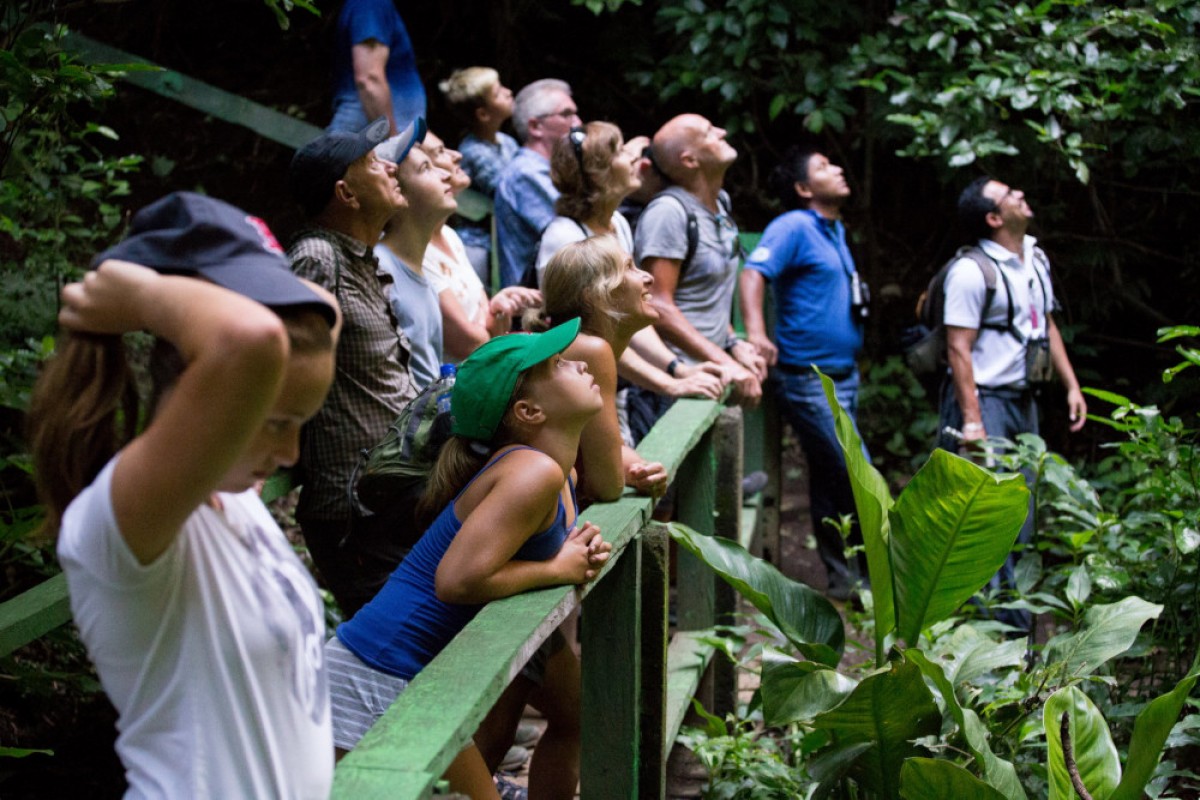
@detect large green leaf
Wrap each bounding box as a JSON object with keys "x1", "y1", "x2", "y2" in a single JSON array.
[
  {"x1": 889, "y1": 449, "x2": 1029, "y2": 644},
  {"x1": 818, "y1": 369, "x2": 896, "y2": 652},
  {"x1": 812, "y1": 654, "x2": 940, "y2": 800},
  {"x1": 1043, "y1": 597, "x2": 1162, "y2": 678},
  {"x1": 942, "y1": 624, "x2": 1028, "y2": 686},
  {"x1": 907, "y1": 649, "x2": 1027, "y2": 800},
  {"x1": 1109, "y1": 660, "x2": 1200, "y2": 800},
  {"x1": 760, "y1": 648, "x2": 857, "y2": 726},
  {"x1": 667, "y1": 522, "x2": 845, "y2": 665},
  {"x1": 900, "y1": 758, "x2": 1009, "y2": 800},
  {"x1": 1045, "y1": 686, "x2": 1120, "y2": 800}
]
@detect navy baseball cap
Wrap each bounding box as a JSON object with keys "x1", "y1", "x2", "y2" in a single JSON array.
[
  {"x1": 92, "y1": 192, "x2": 337, "y2": 326},
  {"x1": 374, "y1": 117, "x2": 427, "y2": 165},
  {"x1": 288, "y1": 117, "x2": 391, "y2": 217}
]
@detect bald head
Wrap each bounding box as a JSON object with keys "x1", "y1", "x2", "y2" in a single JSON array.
[{"x1": 651, "y1": 114, "x2": 736, "y2": 186}]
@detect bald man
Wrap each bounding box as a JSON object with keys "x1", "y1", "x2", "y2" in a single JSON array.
[{"x1": 629, "y1": 115, "x2": 763, "y2": 441}]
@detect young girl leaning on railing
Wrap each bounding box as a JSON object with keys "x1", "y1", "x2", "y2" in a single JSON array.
[{"x1": 326, "y1": 317, "x2": 611, "y2": 799}]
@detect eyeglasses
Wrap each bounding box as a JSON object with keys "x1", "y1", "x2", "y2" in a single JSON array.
[
  {"x1": 567, "y1": 127, "x2": 587, "y2": 173},
  {"x1": 538, "y1": 107, "x2": 579, "y2": 121}
]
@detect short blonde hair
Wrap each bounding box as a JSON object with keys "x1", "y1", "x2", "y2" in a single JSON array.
[
  {"x1": 439, "y1": 67, "x2": 499, "y2": 121},
  {"x1": 541, "y1": 236, "x2": 629, "y2": 340}
]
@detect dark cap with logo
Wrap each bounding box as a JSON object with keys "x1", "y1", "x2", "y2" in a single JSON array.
[
  {"x1": 92, "y1": 192, "x2": 337, "y2": 326},
  {"x1": 288, "y1": 117, "x2": 391, "y2": 218}
]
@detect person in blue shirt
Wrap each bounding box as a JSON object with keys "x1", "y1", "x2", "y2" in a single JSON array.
[
  {"x1": 494, "y1": 79, "x2": 581, "y2": 288},
  {"x1": 328, "y1": 0, "x2": 426, "y2": 135},
  {"x1": 740, "y1": 147, "x2": 869, "y2": 600}
]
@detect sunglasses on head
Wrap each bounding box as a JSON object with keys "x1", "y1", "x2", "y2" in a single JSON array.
[{"x1": 567, "y1": 127, "x2": 587, "y2": 173}]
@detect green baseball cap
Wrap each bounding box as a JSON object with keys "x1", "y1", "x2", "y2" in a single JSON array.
[{"x1": 451, "y1": 318, "x2": 582, "y2": 441}]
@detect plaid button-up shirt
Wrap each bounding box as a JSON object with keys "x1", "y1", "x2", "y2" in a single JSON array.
[{"x1": 289, "y1": 226, "x2": 416, "y2": 520}]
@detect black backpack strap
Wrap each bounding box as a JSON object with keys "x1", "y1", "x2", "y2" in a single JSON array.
[
  {"x1": 959, "y1": 246, "x2": 1022, "y2": 343},
  {"x1": 658, "y1": 188, "x2": 699, "y2": 278}
]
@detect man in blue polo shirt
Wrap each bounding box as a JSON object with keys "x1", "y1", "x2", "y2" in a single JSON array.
[
  {"x1": 328, "y1": 0, "x2": 426, "y2": 135},
  {"x1": 740, "y1": 146, "x2": 869, "y2": 600}
]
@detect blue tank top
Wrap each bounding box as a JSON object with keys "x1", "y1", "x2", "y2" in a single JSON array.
[{"x1": 336, "y1": 445, "x2": 577, "y2": 680}]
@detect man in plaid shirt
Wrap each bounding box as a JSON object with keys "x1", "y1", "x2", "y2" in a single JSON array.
[{"x1": 286, "y1": 117, "x2": 424, "y2": 617}]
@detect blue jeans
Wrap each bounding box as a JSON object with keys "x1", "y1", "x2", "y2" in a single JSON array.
[
  {"x1": 775, "y1": 367, "x2": 869, "y2": 585},
  {"x1": 938, "y1": 382, "x2": 1038, "y2": 633}
]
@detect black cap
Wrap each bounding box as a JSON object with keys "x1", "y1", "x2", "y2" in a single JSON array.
[
  {"x1": 92, "y1": 192, "x2": 337, "y2": 326},
  {"x1": 288, "y1": 117, "x2": 391, "y2": 217}
]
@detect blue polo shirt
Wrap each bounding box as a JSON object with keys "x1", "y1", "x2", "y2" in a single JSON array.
[{"x1": 744, "y1": 209, "x2": 863, "y2": 372}]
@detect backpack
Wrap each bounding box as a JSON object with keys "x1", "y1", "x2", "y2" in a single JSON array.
[
  {"x1": 654, "y1": 187, "x2": 742, "y2": 278},
  {"x1": 903, "y1": 245, "x2": 1020, "y2": 378},
  {"x1": 348, "y1": 378, "x2": 454, "y2": 544}
]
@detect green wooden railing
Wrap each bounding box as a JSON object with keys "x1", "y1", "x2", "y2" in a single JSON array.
[
  {"x1": 0, "y1": 397, "x2": 779, "y2": 799},
  {"x1": 333, "y1": 398, "x2": 754, "y2": 798}
]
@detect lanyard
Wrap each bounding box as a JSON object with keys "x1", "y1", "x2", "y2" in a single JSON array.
[{"x1": 806, "y1": 209, "x2": 856, "y2": 280}]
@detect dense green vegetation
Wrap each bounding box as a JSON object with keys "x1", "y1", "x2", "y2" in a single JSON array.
[{"x1": 672, "y1": 345, "x2": 1200, "y2": 798}]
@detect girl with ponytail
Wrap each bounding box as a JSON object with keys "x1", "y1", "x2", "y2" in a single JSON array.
[{"x1": 327, "y1": 318, "x2": 610, "y2": 799}]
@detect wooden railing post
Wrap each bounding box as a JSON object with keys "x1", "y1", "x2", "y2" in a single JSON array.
[
  {"x1": 638, "y1": 524, "x2": 669, "y2": 798},
  {"x1": 580, "y1": 517, "x2": 668, "y2": 798},
  {"x1": 675, "y1": 428, "x2": 716, "y2": 633},
  {"x1": 709, "y1": 407, "x2": 742, "y2": 719},
  {"x1": 673, "y1": 407, "x2": 741, "y2": 719}
]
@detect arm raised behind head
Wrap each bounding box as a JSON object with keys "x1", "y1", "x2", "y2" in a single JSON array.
[
  {"x1": 67, "y1": 261, "x2": 290, "y2": 564},
  {"x1": 435, "y1": 450, "x2": 604, "y2": 603}
]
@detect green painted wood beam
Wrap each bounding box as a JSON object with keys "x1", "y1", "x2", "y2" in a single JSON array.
[
  {"x1": 636, "y1": 397, "x2": 724, "y2": 476},
  {"x1": 333, "y1": 501, "x2": 646, "y2": 798},
  {"x1": 0, "y1": 573, "x2": 70, "y2": 658},
  {"x1": 61, "y1": 29, "x2": 494, "y2": 222},
  {"x1": 62, "y1": 31, "x2": 323, "y2": 150},
  {"x1": 664, "y1": 631, "x2": 717, "y2": 749}
]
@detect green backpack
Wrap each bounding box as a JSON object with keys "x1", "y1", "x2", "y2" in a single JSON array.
[{"x1": 349, "y1": 379, "x2": 454, "y2": 534}]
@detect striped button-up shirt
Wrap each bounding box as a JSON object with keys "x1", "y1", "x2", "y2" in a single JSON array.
[{"x1": 289, "y1": 226, "x2": 416, "y2": 520}]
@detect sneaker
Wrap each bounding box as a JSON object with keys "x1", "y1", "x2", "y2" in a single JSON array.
[
  {"x1": 741, "y1": 470, "x2": 768, "y2": 497},
  {"x1": 499, "y1": 744, "x2": 530, "y2": 773},
  {"x1": 495, "y1": 775, "x2": 528, "y2": 800},
  {"x1": 513, "y1": 721, "x2": 541, "y2": 748}
]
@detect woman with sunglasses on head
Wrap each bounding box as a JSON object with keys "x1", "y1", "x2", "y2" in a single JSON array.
[
  {"x1": 535, "y1": 123, "x2": 726, "y2": 488},
  {"x1": 27, "y1": 193, "x2": 340, "y2": 798},
  {"x1": 326, "y1": 319, "x2": 609, "y2": 799}
]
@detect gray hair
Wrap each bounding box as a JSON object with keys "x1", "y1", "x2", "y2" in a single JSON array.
[{"x1": 512, "y1": 78, "x2": 573, "y2": 143}]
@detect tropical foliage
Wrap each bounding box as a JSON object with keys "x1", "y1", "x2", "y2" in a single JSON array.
[{"x1": 668, "y1": 359, "x2": 1200, "y2": 798}]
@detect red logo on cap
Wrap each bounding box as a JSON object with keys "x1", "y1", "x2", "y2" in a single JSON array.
[{"x1": 245, "y1": 215, "x2": 284, "y2": 254}]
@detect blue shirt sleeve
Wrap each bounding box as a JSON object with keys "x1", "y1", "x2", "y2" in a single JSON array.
[
  {"x1": 342, "y1": 0, "x2": 394, "y2": 46},
  {"x1": 744, "y1": 213, "x2": 800, "y2": 282}
]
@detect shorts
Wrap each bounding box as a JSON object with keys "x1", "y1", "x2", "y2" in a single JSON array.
[
  {"x1": 326, "y1": 636, "x2": 409, "y2": 751},
  {"x1": 326, "y1": 628, "x2": 567, "y2": 750}
]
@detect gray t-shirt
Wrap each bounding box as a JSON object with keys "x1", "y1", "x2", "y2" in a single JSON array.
[
  {"x1": 634, "y1": 187, "x2": 740, "y2": 360},
  {"x1": 375, "y1": 244, "x2": 444, "y2": 391}
]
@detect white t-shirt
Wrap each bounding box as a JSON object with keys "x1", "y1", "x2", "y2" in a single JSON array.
[
  {"x1": 424, "y1": 226, "x2": 489, "y2": 331},
  {"x1": 535, "y1": 212, "x2": 635, "y2": 287},
  {"x1": 57, "y1": 457, "x2": 333, "y2": 799},
  {"x1": 943, "y1": 235, "x2": 1055, "y2": 388}
]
